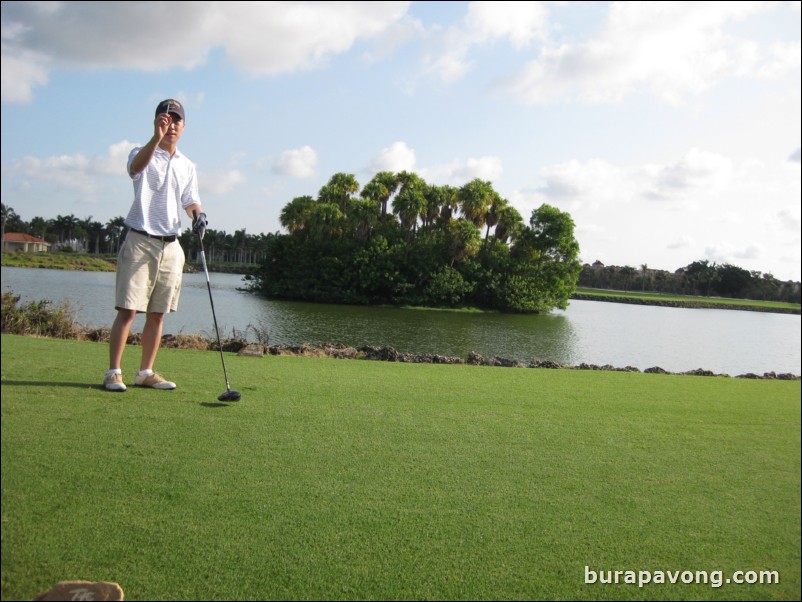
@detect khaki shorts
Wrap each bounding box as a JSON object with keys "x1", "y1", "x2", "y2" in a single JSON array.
[{"x1": 115, "y1": 231, "x2": 185, "y2": 313}]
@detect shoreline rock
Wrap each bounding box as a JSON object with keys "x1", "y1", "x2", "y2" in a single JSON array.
[
  {"x1": 77, "y1": 329, "x2": 802, "y2": 380},
  {"x1": 265, "y1": 343, "x2": 800, "y2": 380}
]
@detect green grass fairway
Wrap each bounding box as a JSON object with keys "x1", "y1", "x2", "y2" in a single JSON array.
[
  {"x1": 573, "y1": 287, "x2": 801, "y2": 313},
  {"x1": 2, "y1": 334, "x2": 799, "y2": 601}
]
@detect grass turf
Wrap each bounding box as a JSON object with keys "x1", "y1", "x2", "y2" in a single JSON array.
[{"x1": 1, "y1": 334, "x2": 800, "y2": 600}]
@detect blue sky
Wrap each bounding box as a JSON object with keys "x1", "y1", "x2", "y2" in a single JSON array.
[{"x1": 2, "y1": 1, "x2": 800, "y2": 281}]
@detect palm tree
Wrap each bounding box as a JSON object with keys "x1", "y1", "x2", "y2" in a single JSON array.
[
  {"x1": 445, "y1": 218, "x2": 481, "y2": 267},
  {"x1": 53, "y1": 214, "x2": 79, "y2": 245},
  {"x1": 105, "y1": 216, "x2": 127, "y2": 254},
  {"x1": 308, "y1": 203, "x2": 344, "y2": 240},
  {"x1": 620, "y1": 266, "x2": 637, "y2": 291},
  {"x1": 361, "y1": 171, "x2": 399, "y2": 217},
  {"x1": 83, "y1": 219, "x2": 106, "y2": 254},
  {"x1": 458, "y1": 178, "x2": 494, "y2": 229},
  {"x1": 1, "y1": 203, "x2": 21, "y2": 247},
  {"x1": 232, "y1": 229, "x2": 247, "y2": 263},
  {"x1": 391, "y1": 172, "x2": 426, "y2": 233},
  {"x1": 211, "y1": 229, "x2": 230, "y2": 264},
  {"x1": 392, "y1": 188, "x2": 425, "y2": 234},
  {"x1": 484, "y1": 192, "x2": 508, "y2": 242},
  {"x1": 318, "y1": 173, "x2": 360, "y2": 214},
  {"x1": 438, "y1": 185, "x2": 460, "y2": 225},
  {"x1": 29, "y1": 217, "x2": 51, "y2": 242},
  {"x1": 493, "y1": 204, "x2": 524, "y2": 244},
  {"x1": 421, "y1": 184, "x2": 447, "y2": 231},
  {"x1": 280, "y1": 196, "x2": 316, "y2": 234},
  {"x1": 347, "y1": 198, "x2": 380, "y2": 241}
]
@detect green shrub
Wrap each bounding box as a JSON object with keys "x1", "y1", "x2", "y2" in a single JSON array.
[{"x1": 1, "y1": 291, "x2": 82, "y2": 339}]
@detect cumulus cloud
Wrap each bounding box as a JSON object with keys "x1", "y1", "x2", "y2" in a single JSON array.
[
  {"x1": 643, "y1": 148, "x2": 733, "y2": 200},
  {"x1": 200, "y1": 169, "x2": 246, "y2": 195},
  {"x1": 2, "y1": 139, "x2": 248, "y2": 203},
  {"x1": 667, "y1": 235, "x2": 694, "y2": 250},
  {"x1": 533, "y1": 148, "x2": 734, "y2": 209},
  {"x1": 1, "y1": 1, "x2": 411, "y2": 102},
  {"x1": 502, "y1": 1, "x2": 797, "y2": 105},
  {"x1": 777, "y1": 207, "x2": 801, "y2": 231},
  {"x1": 423, "y1": 1, "x2": 548, "y2": 83},
  {"x1": 5, "y1": 154, "x2": 91, "y2": 193},
  {"x1": 535, "y1": 158, "x2": 635, "y2": 209},
  {"x1": 0, "y1": 45, "x2": 50, "y2": 102},
  {"x1": 3, "y1": 143, "x2": 131, "y2": 193},
  {"x1": 212, "y1": 1, "x2": 410, "y2": 75},
  {"x1": 704, "y1": 242, "x2": 764, "y2": 265},
  {"x1": 274, "y1": 146, "x2": 318, "y2": 178},
  {"x1": 509, "y1": 145, "x2": 800, "y2": 275},
  {"x1": 368, "y1": 141, "x2": 416, "y2": 174},
  {"x1": 419, "y1": 155, "x2": 503, "y2": 186}
]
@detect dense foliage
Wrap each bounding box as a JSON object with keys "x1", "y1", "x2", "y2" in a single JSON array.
[
  {"x1": 579, "y1": 259, "x2": 800, "y2": 304},
  {"x1": 248, "y1": 172, "x2": 582, "y2": 313},
  {"x1": 0, "y1": 291, "x2": 82, "y2": 339},
  {"x1": 4, "y1": 193, "x2": 798, "y2": 304}
]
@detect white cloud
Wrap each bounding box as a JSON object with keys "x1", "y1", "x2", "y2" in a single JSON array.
[
  {"x1": 704, "y1": 242, "x2": 765, "y2": 265},
  {"x1": 420, "y1": 155, "x2": 503, "y2": 186},
  {"x1": 3, "y1": 144, "x2": 128, "y2": 193},
  {"x1": 667, "y1": 235, "x2": 694, "y2": 250},
  {"x1": 536, "y1": 158, "x2": 635, "y2": 208},
  {"x1": 464, "y1": 1, "x2": 549, "y2": 49},
  {"x1": 0, "y1": 1, "x2": 411, "y2": 102},
  {"x1": 0, "y1": 45, "x2": 50, "y2": 102},
  {"x1": 644, "y1": 148, "x2": 733, "y2": 200},
  {"x1": 9, "y1": 154, "x2": 91, "y2": 193},
  {"x1": 197, "y1": 169, "x2": 246, "y2": 197},
  {"x1": 95, "y1": 141, "x2": 138, "y2": 177},
  {"x1": 506, "y1": 146, "x2": 800, "y2": 276},
  {"x1": 503, "y1": 1, "x2": 796, "y2": 105},
  {"x1": 274, "y1": 146, "x2": 318, "y2": 178},
  {"x1": 424, "y1": 1, "x2": 549, "y2": 84},
  {"x1": 368, "y1": 141, "x2": 416, "y2": 174},
  {"x1": 777, "y1": 206, "x2": 801, "y2": 231},
  {"x1": 212, "y1": 1, "x2": 410, "y2": 75}
]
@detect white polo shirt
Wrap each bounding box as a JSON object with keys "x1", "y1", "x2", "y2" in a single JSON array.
[{"x1": 125, "y1": 146, "x2": 201, "y2": 236}]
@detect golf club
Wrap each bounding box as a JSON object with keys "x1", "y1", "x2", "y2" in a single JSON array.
[{"x1": 193, "y1": 210, "x2": 241, "y2": 402}]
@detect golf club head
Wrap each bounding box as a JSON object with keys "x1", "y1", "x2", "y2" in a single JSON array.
[{"x1": 218, "y1": 389, "x2": 241, "y2": 402}]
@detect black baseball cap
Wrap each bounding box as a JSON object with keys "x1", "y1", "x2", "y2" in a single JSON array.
[{"x1": 155, "y1": 99, "x2": 185, "y2": 121}]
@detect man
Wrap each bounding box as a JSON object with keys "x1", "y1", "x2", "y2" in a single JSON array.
[{"x1": 103, "y1": 99, "x2": 207, "y2": 392}]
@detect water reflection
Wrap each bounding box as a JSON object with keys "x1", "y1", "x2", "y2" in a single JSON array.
[
  {"x1": 2, "y1": 266, "x2": 799, "y2": 375},
  {"x1": 263, "y1": 300, "x2": 577, "y2": 363}
]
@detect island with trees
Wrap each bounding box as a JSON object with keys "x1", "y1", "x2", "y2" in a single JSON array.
[{"x1": 3, "y1": 176, "x2": 800, "y2": 312}]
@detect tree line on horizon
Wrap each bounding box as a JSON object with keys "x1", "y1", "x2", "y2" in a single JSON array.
[
  {"x1": 579, "y1": 260, "x2": 800, "y2": 303},
  {"x1": 3, "y1": 192, "x2": 799, "y2": 306},
  {"x1": 0, "y1": 202, "x2": 268, "y2": 265}
]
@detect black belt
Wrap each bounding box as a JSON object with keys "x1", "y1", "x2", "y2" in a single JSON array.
[{"x1": 129, "y1": 228, "x2": 177, "y2": 243}]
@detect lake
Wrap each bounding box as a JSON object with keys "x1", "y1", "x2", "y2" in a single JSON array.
[{"x1": 2, "y1": 266, "x2": 800, "y2": 376}]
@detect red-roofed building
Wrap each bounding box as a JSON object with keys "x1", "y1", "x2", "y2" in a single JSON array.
[{"x1": 2, "y1": 232, "x2": 51, "y2": 253}]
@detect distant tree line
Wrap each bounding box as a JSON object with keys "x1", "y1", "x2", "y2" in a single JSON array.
[
  {"x1": 0, "y1": 202, "x2": 269, "y2": 265},
  {"x1": 579, "y1": 260, "x2": 800, "y2": 304},
  {"x1": 248, "y1": 172, "x2": 582, "y2": 313},
  {"x1": 4, "y1": 197, "x2": 798, "y2": 305}
]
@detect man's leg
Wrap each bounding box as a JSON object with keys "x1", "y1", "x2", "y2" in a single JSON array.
[
  {"x1": 139, "y1": 311, "x2": 165, "y2": 371},
  {"x1": 105, "y1": 308, "x2": 136, "y2": 391},
  {"x1": 134, "y1": 311, "x2": 176, "y2": 389},
  {"x1": 109, "y1": 308, "x2": 137, "y2": 370}
]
